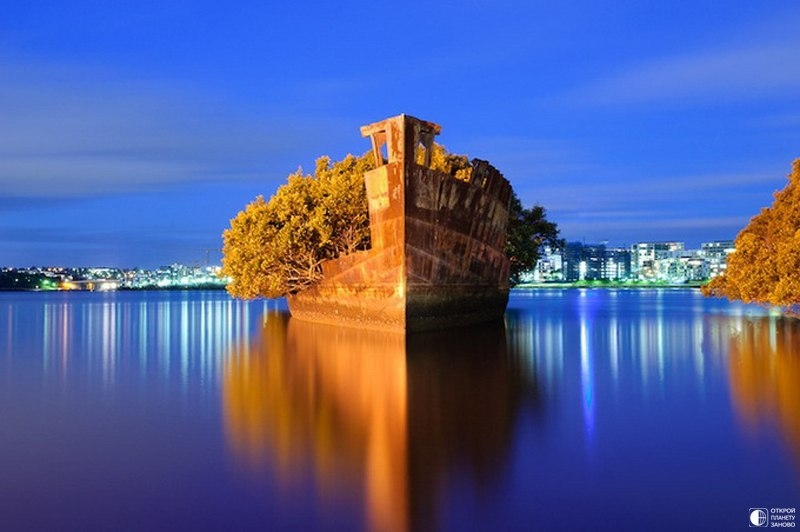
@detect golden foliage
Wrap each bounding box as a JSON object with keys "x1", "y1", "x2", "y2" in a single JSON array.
[
  {"x1": 703, "y1": 159, "x2": 800, "y2": 308},
  {"x1": 222, "y1": 141, "x2": 556, "y2": 300},
  {"x1": 221, "y1": 152, "x2": 375, "y2": 299},
  {"x1": 417, "y1": 142, "x2": 474, "y2": 182},
  {"x1": 222, "y1": 143, "x2": 481, "y2": 300}
]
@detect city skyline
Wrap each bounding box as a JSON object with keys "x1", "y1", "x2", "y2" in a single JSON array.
[
  {"x1": 1, "y1": 237, "x2": 733, "y2": 271},
  {"x1": 1, "y1": 237, "x2": 735, "y2": 291},
  {"x1": 2, "y1": 2, "x2": 799, "y2": 268}
]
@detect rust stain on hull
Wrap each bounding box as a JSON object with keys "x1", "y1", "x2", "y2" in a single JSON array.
[{"x1": 288, "y1": 114, "x2": 511, "y2": 332}]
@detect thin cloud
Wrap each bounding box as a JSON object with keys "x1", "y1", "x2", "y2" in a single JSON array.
[
  {"x1": 0, "y1": 57, "x2": 324, "y2": 199},
  {"x1": 533, "y1": 169, "x2": 783, "y2": 214},
  {"x1": 558, "y1": 215, "x2": 749, "y2": 247},
  {"x1": 531, "y1": 167, "x2": 784, "y2": 246},
  {"x1": 568, "y1": 215, "x2": 747, "y2": 230},
  {"x1": 755, "y1": 112, "x2": 800, "y2": 129},
  {"x1": 0, "y1": 225, "x2": 218, "y2": 267},
  {"x1": 459, "y1": 136, "x2": 586, "y2": 177},
  {"x1": 0, "y1": 157, "x2": 207, "y2": 197},
  {"x1": 567, "y1": 39, "x2": 800, "y2": 106}
]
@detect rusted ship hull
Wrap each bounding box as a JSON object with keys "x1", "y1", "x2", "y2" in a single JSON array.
[{"x1": 287, "y1": 115, "x2": 511, "y2": 332}]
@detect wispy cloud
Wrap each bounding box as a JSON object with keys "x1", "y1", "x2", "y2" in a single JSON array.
[
  {"x1": 526, "y1": 166, "x2": 784, "y2": 246},
  {"x1": 458, "y1": 135, "x2": 589, "y2": 180},
  {"x1": 754, "y1": 112, "x2": 800, "y2": 129},
  {"x1": 0, "y1": 57, "x2": 326, "y2": 199},
  {"x1": 0, "y1": 224, "x2": 218, "y2": 267},
  {"x1": 567, "y1": 38, "x2": 800, "y2": 106},
  {"x1": 556, "y1": 213, "x2": 752, "y2": 246},
  {"x1": 531, "y1": 169, "x2": 783, "y2": 215}
]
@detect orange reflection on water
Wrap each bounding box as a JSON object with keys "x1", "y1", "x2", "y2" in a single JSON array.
[
  {"x1": 726, "y1": 316, "x2": 800, "y2": 468},
  {"x1": 223, "y1": 314, "x2": 408, "y2": 532},
  {"x1": 222, "y1": 315, "x2": 528, "y2": 532}
]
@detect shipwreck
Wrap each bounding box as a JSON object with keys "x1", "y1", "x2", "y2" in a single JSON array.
[{"x1": 287, "y1": 114, "x2": 512, "y2": 332}]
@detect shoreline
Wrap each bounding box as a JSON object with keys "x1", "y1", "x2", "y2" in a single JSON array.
[
  {"x1": 514, "y1": 281, "x2": 707, "y2": 290},
  {"x1": 2, "y1": 283, "x2": 708, "y2": 294},
  {"x1": 0, "y1": 285, "x2": 228, "y2": 293}
]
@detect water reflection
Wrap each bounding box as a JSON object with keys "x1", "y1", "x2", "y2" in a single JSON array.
[
  {"x1": 2, "y1": 289, "x2": 798, "y2": 529},
  {"x1": 721, "y1": 315, "x2": 800, "y2": 470},
  {"x1": 406, "y1": 324, "x2": 534, "y2": 530},
  {"x1": 503, "y1": 289, "x2": 783, "y2": 461},
  {"x1": 223, "y1": 315, "x2": 537, "y2": 532},
  {"x1": 1, "y1": 292, "x2": 264, "y2": 399}
]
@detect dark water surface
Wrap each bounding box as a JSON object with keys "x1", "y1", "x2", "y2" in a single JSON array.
[{"x1": 1, "y1": 289, "x2": 798, "y2": 530}]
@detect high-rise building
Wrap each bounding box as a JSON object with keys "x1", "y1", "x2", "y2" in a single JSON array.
[
  {"x1": 630, "y1": 242, "x2": 685, "y2": 280},
  {"x1": 562, "y1": 242, "x2": 631, "y2": 281},
  {"x1": 532, "y1": 245, "x2": 563, "y2": 282},
  {"x1": 531, "y1": 239, "x2": 732, "y2": 284},
  {"x1": 701, "y1": 240, "x2": 735, "y2": 278},
  {"x1": 657, "y1": 249, "x2": 707, "y2": 283},
  {"x1": 563, "y1": 242, "x2": 586, "y2": 281},
  {"x1": 604, "y1": 248, "x2": 632, "y2": 280}
]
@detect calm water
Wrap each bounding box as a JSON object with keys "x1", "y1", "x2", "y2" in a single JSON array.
[{"x1": 1, "y1": 289, "x2": 798, "y2": 530}]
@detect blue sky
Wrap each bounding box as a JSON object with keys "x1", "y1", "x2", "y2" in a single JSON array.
[{"x1": 2, "y1": 1, "x2": 799, "y2": 267}]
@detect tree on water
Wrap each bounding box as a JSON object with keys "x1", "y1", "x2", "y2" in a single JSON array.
[
  {"x1": 703, "y1": 159, "x2": 800, "y2": 308},
  {"x1": 221, "y1": 145, "x2": 560, "y2": 298}
]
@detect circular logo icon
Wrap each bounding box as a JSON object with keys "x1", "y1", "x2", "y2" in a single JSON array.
[{"x1": 750, "y1": 509, "x2": 768, "y2": 527}]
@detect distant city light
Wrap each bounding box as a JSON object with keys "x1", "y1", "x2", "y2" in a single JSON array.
[
  {"x1": 2, "y1": 240, "x2": 735, "y2": 291},
  {"x1": 1, "y1": 264, "x2": 228, "y2": 292},
  {"x1": 531, "y1": 240, "x2": 735, "y2": 285}
]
